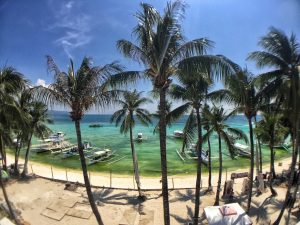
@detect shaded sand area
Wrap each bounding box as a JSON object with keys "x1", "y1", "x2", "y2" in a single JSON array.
[
  {"x1": 2, "y1": 155, "x2": 300, "y2": 224},
  {"x1": 2, "y1": 177, "x2": 300, "y2": 225}
]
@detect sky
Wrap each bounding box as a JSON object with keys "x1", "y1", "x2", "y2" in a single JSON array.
[{"x1": 0, "y1": 0, "x2": 299, "y2": 113}]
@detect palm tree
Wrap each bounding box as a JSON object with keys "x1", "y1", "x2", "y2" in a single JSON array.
[
  {"x1": 111, "y1": 90, "x2": 152, "y2": 198},
  {"x1": 169, "y1": 74, "x2": 211, "y2": 224},
  {"x1": 21, "y1": 101, "x2": 52, "y2": 177},
  {"x1": 203, "y1": 106, "x2": 249, "y2": 205},
  {"x1": 35, "y1": 56, "x2": 123, "y2": 225},
  {"x1": 224, "y1": 67, "x2": 266, "y2": 212},
  {"x1": 255, "y1": 111, "x2": 288, "y2": 196},
  {"x1": 0, "y1": 67, "x2": 27, "y2": 170},
  {"x1": 202, "y1": 104, "x2": 213, "y2": 191},
  {"x1": 117, "y1": 2, "x2": 234, "y2": 223},
  {"x1": 0, "y1": 168, "x2": 21, "y2": 225},
  {"x1": 248, "y1": 27, "x2": 300, "y2": 224}
]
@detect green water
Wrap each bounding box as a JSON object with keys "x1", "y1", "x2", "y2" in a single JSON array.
[{"x1": 12, "y1": 112, "x2": 291, "y2": 177}]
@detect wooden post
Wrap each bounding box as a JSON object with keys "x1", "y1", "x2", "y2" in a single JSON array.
[
  {"x1": 66, "y1": 169, "x2": 68, "y2": 181},
  {"x1": 30, "y1": 164, "x2": 33, "y2": 174},
  {"x1": 110, "y1": 170, "x2": 112, "y2": 188},
  {"x1": 51, "y1": 166, "x2": 54, "y2": 180},
  {"x1": 133, "y1": 174, "x2": 135, "y2": 189},
  {"x1": 89, "y1": 172, "x2": 91, "y2": 184},
  {"x1": 172, "y1": 178, "x2": 174, "y2": 189},
  {"x1": 226, "y1": 168, "x2": 228, "y2": 181}
]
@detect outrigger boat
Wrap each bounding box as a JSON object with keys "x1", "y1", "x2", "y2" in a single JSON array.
[
  {"x1": 176, "y1": 144, "x2": 209, "y2": 165},
  {"x1": 85, "y1": 148, "x2": 115, "y2": 165},
  {"x1": 61, "y1": 141, "x2": 94, "y2": 158},
  {"x1": 234, "y1": 143, "x2": 251, "y2": 158}
]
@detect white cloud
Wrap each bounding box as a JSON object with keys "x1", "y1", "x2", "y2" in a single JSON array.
[
  {"x1": 36, "y1": 78, "x2": 48, "y2": 87},
  {"x1": 47, "y1": 1, "x2": 92, "y2": 58}
]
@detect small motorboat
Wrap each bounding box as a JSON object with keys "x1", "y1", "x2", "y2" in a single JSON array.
[
  {"x1": 136, "y1": 133, "x2": 143, "y2": 142},
  {"x1": 173, "y1": 130, "x2": 184, "y2": 139}
]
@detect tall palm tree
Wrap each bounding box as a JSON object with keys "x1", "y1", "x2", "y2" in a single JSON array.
[
  {"x1": 22, "y1": 101, "x2": 52, "y2": 177},
  {"x1": 117, "y1": 2, "x2": 234, "y2": 223},
  {"x1": 169, "y1": 74, "x2": 211, "y2": 224},
  {"x1": 248, "y1": 27, "x2": 300, "y2": 224},
  {"x1": 0, "y1": 67, "x2": 27, "y2": 170},
  {"x1": 203, "y1": 106, "x2": 249, "y2": 205},
  {"x1": 35, "y1": 56, "x2": 123, "y2": 225},
  {"x1": 111, "y1": 90, "x2": 152, "y2": 198},
  {"x1": 224, "y1": 68, "x2": 266, "y2": 212},
  {"x1": 255, "y1": 112, "x2": 288, "y2": 196},
  {"x1": 202, "y1": 104, "x2": 213, "y2": 191}
]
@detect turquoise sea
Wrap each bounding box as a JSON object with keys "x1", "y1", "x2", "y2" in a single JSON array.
[{"x1": 25, "y1": 111, "x2": 290, "y2": 176}]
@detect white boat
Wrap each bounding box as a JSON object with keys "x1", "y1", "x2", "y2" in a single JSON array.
[
  {"x1": 86, "y1": 148, "x2": 114, "y2": 165},
  {"x1": 234, "y1": 143, "x2": 251, "y2": 158},
  {"x1": 48, "y1": 131, "x2": 65, "y2": 142},
  {"x1": 136, "y1": 133, "x2": 143, "y2": 142},
  {"x1": 173, "y1": 130, "x2": 184, "y2": 139}
]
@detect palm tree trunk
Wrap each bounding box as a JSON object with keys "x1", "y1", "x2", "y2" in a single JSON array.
[
  {"x1": 22, "y1": 133, "x2": 33, "y2": 177},
  {"x1": 273, "y1": 118, "x2": 299, "y2": 225},
  {"x1": 0, "y1": 134, "x2": 7, "y2": 171},
  {"x1": 214, "y1": 133, "x2": 222, "y2": 206},
  {"x1": 13, "y1": 145, "x2": 20, "y2": 176},
  {"x1": 74, "y1": 120, "x2": 104, "y2": 225},
  {"x1": 129, "y1": 113, "x2": 142, "y2": 197},
  {"x1": 207, "y1": 135, "x2": 212, "y2": 191},
  {"x1": 0, "y1": 168, "x2": 21, "y2": 225},
  {"x1": 246, "y1": 117, "x2": 254, "y2": 213},
  {"x1": 273, "y1": 70, "x2": 299, "y2": 225},
  {"x1": 159, "y1": 88, "x2": 170, "y2": 225},
  {"x1": 193, "y1": 107, "x2": 203, "y2": 225},
  {"x1": 269, "y1": 141, "x2": 277, "y2": 196},
  {"x1": 254, "y1": 116, "x2": 263, "y2": 172}
]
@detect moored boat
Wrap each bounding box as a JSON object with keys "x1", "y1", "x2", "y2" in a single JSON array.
[
  {"x1": 173, "y1": 130, "x2": 184, "y2": 139},
  {"x1": 89, "y1": 123, "x2": 102, "y2": 128},
  {"x1": 86, "y1": 148, "x2": 114, "y2": 165},
  {"x1": 234, "y1": 143, "x2": 251, "y2": 158},
  {"x1": 136, "y1": 133, "x2": 143, "y2": 142}
]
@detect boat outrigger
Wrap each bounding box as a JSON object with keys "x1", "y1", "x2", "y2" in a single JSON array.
[{"x1": 234, "y1": 143, "x2": 251, "y2": 158}]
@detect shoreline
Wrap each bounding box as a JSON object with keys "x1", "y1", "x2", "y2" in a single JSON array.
[{"x1": 6, "y1": 153, "x2": 293, "y2": 190}]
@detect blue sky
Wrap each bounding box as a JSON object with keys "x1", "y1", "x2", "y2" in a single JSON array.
[{"x1": 0, "y1": 0, "x2": 299, "y2": 113}]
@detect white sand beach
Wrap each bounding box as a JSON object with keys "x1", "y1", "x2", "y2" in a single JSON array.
[{"x1": 1, "y1": 155, "x2": 299, "y2": 225}]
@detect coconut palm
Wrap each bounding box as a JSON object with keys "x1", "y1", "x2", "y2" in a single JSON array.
[
  {"x1": 34, "y1": 56, "x2": 123, "y2": 225},
  {"x1": 203, "y1": 106, "x2": 249, "y2": 205},
  {"x1": 11, "y1": 90, "x2": 32, "y2": 176},
  {"x1": 21, "y1": 101, "x2": 52, "y2": 177},
  {"x1": 169, "y1": 74, "x2": 211, "y2": 223},
  {"x1": 202, "y1": 104, "x2": 213, "y2": 191},
  {"x1": 117, "y1": 2, "x2": 234, "y2": 223},
  {"x1": 248, "y1": 27, "x2": 300, "y2": 224},
  {"x1": 111, "y1": 90, "x2": 152, "y2": 198},
  {"x1": 0, "y1": 67, "x2": 27, "y2": 170},
  {"x1": 224, "y1": 67, "x2": 267, "y2": 212},
  {"x1": 255, "y1": 111, "x2": 288, "y2": 196}
]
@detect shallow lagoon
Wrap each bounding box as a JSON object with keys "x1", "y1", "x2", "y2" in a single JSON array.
[{"x1": 17, "y1": 111, "x2": 290, "y2": 177}]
